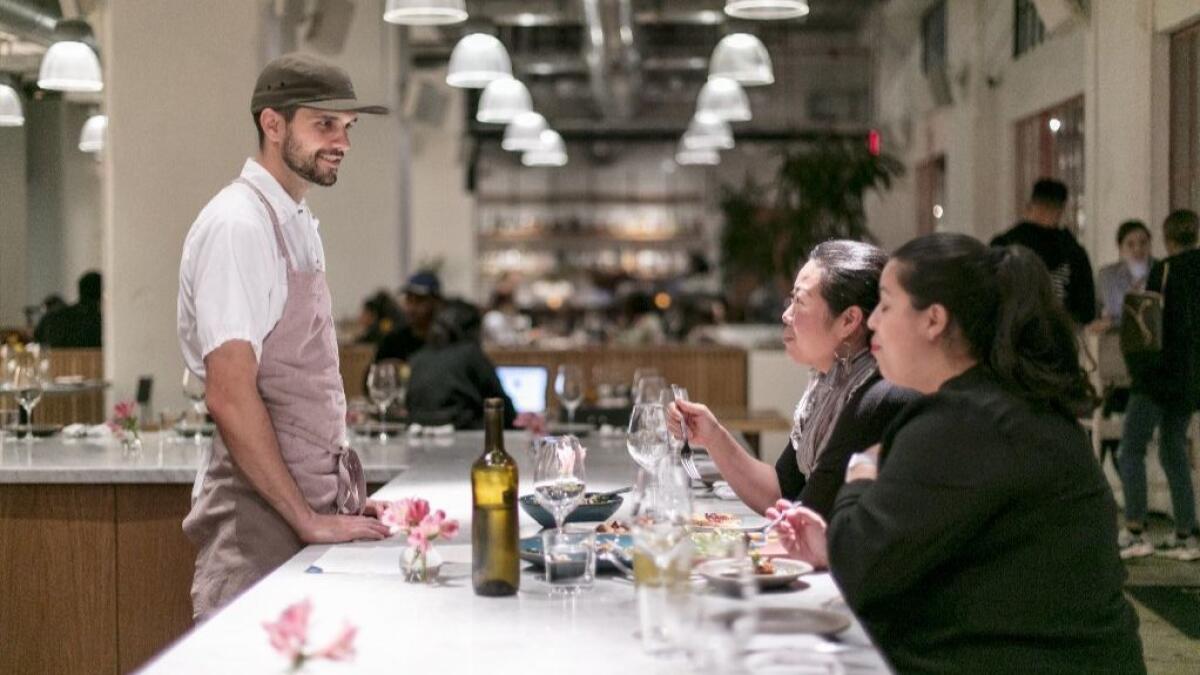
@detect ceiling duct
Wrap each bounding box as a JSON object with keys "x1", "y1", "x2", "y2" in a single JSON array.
[
  {"x1": 0, "y1": 0, "x2": 97, "y2": 51},
  {"x1": 581, "y1": 0, "x2": 641, "y2": 120}
]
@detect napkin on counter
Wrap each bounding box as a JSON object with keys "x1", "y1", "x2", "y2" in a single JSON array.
[
  {"x1": 406, "y1": 423, "x2": 454, "y2": 438},
  {"x1": 307, "y1": 544, "x2": 407, "y2": 576},
  {"x1": 712, "y1": 480, "x2": 740, "y2": 501},
  {"x1": 62, "y1": 423, "x2": 113, "y2": 439}
]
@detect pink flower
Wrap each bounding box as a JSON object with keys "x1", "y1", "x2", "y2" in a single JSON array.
[
  {"x1": 263, "y1": 598, "x2": 312, "y2": 661},
  {"x1": 403, "y1": 498, "x2": 431, "y2": 527},
  {"x1": 407, "y1": 527, "x2": 430, "y2": 554},
  {"x1": 380, "y1": 497, "x2": 431, "y2": 535},
  {"x1": 113, "y1": 400, "x2": 135, "y2": 421},
  {"x1": 312, "y1": 622, "x2": 357, "y2": 662}
]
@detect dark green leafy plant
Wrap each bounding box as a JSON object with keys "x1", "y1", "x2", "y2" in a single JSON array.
[{"x1": 720, "y1": 139, "x2": 904, "y2": 293}]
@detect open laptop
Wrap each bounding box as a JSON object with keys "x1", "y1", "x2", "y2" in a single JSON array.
[{"x1": 496, "y1": 365, "x2": 548, "y2": 414}]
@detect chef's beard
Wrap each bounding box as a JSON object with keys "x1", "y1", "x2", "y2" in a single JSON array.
[{"x1": 283, "y1": 132, "x2": 341, "y2": 186}]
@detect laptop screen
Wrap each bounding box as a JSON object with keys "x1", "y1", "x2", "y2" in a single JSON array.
[{"x1": 496, "y1": 366, "x2": 548, "y2": 414}]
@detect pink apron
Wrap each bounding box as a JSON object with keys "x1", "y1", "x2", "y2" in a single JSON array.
[{"x1": 183, "y1": 178, "x2": 366, "y2": 620}]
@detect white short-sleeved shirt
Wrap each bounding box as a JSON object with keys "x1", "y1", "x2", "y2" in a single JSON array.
[{"x1": 178, "y1": 159, "x2": 326, "y2": 378}]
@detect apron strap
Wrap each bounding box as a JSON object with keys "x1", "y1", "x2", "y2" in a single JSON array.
[{"x1": 234, "y1": 178, "x2": 294, "y2": 270}]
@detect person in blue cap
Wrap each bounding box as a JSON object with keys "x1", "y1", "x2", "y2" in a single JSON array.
[{"x1": 374, "y1": 271, "x2": 442, "y2": 363}]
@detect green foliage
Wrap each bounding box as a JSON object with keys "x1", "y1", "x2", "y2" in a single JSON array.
[{"x1": 720, "y1": 139, "x2": 904, "y2": 292}]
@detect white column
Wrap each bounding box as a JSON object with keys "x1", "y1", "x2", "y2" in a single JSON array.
[
  {"x1": 1086, "y1": 0, "x2": 1156, "y2": 266},
  {"x1": 101, "y1": 0, "x2": 265, "y2": 407},
  {"x1": 0, "y1": 122, "x2": 27, "y2": 327}
]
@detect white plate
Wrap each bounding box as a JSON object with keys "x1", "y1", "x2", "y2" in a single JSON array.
[
  {"x1": 755, "y1": 606, "x2": 852, "y2": 635},
  {"x1": 696, "y1": 557, "x2": 813, "y2": 591}
]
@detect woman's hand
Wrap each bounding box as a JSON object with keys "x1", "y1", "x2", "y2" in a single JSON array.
[
  {"x1": 667, "y1": 399, "x2": 723, "y2": 449},
  {"x1": 765, "y1": 499, "x2": 829, "y2": 569}
]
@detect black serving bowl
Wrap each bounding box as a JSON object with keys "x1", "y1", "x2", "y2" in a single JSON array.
[{"x1": 519, "y1": 493, "x2": 623, "y2": 529}]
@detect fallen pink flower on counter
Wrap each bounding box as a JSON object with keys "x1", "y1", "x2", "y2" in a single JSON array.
[
  {"x1": 263, "y1": 598, "x2": 357, "y2": 670},
  {"x1": 312, "y1": 622, "x2": 357, "y2": 662}
]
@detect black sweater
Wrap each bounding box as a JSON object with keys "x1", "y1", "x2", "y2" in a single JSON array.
[
  {"x1": 829, "y1": 366, "x2": 1144, "y2": 674},
  {"x1": 991, "y1": 222, "x2": 1096, "y2": 325},
  {"x1": 773, "y1": 375, "x2": 918, "y2": 518}
]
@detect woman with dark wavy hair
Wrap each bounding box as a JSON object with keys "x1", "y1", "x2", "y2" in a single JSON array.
[{"x1": 771, "y1": 233, "x2": 1143, "y2": 673}]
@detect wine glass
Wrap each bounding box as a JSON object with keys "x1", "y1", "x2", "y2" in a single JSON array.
[
  {"x1": 12, "y1": 362, "x2": 44, "y2": 443},
  {"x1": 533, "y1": 435, "x2": 587, "y2": 534},
  {"x1": 627, "y1": 403, "x2": 670, "y2": 473},
  {"x1": 636, "y1": 375, "x2": 667, "y2": 406},
  {"x1": 554, "y1": 364, "x2": 584, "y2": 427},
  {"x1": 366, "y1": 362, "x2": 400, "y2": 442},
  {"x1": 182, "y1": 368, "x2": 206, "y2": 445}
]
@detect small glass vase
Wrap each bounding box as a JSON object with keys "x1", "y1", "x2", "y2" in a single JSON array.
[
  {"x1": 400, "y1": 545, "x2": 443, "y2": 583},
  {"x1": 120, "y1": 432, "x2": 142, "y2": 457}
]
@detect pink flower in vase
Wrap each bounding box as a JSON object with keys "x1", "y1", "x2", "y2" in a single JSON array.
[
  {"x1": 403, "y1": 498, "x2": 431, "y2": 527},
  {"x1": 263, "y1": 597, "x2": 312, "y2": 661},
  {"x1": 407, "y1": 527, "x2": 430, "y2": 554},
  {"x1": 380, "y1": 497, "x2": 431, "y2": 535},
  {"x1": 312, "y1": 622, "x2": 357, "y2": 662}
]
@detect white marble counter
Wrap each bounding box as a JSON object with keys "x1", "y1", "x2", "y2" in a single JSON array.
[{"x1": 136, "y1": 433, "x2": 889, "y2": 674}]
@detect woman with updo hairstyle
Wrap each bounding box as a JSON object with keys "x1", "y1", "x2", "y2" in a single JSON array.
[{"x1": 769, "y1": 233, "x2": 1144, "y2": 673}]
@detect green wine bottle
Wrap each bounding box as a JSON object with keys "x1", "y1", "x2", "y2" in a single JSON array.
[{"x1": 472, "y1": 398, "x2": 519, "y2": 596}]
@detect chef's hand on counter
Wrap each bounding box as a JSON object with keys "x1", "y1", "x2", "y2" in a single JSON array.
[{"x1": 297, "y1": 512, "x2": 389, "y2": 544}]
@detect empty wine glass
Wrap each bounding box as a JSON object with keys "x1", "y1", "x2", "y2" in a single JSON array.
[
  {"x1": 533, "y1": 435, "x2": 587, "y2": 534},
  {"x1": 630, "y1": 465, "x2": 694, "y2": 654},
  {"x1": 554, "y1": 364, "x2": 584, "y2": 427},
  {"x1": 636, "y1": 375, "x2": 667, "y2": 406},
  {"x1": 182, "y1": 368, "x2": 206, "y2": 445},
  {"x1": 12, "y1": 362, "x2": 44, "y2": 443},
  {"x1": 366, "y1": 362, "x2": 400, "y2": 442},
  {"x1": 627, "y1": 403, "x2": 670, "y2": 473}
]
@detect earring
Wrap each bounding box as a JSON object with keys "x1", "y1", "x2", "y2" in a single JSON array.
[{"x1": 833, "y1": 340, "x2": 852, "y2": 368}]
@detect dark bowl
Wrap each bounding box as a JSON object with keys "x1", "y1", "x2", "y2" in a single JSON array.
[{"x1": 519, "y1": 493, "x2": 623, "y2": 529}]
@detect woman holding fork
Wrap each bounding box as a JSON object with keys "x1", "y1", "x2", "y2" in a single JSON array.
[{"x1": 668, "y1": 241, "x2": 918, "y2": 517}]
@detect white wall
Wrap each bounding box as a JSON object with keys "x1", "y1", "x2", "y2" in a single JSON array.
[{"x1": 864, "y1": 0, "x2": 1199, "y2": 268}]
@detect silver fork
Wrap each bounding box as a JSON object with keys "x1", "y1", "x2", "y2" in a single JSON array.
[{"x1": 671, "y1": 385, "x2": 703, "y2": 482}]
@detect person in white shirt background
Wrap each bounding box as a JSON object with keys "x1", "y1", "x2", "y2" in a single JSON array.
[{"x1": 177, "y1": 53, "x2": 390, "y2": 619}]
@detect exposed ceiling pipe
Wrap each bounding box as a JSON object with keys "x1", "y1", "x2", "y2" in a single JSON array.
[
  {"x1": 0, "y1": 0, "x2": 97, "y2": 50},
  {"x1": 581, "y1": 0, "x2": 640, "y2": 120}
]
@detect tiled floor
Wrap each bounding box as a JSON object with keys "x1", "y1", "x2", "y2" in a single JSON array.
[{"x1": 1123, "y1": 520, "x2": 1200, "y2": 674}]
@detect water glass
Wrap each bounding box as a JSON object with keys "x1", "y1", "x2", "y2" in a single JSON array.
[
  {"x1": 181, "y1": 369, "x2": 207, "y2": 445},
  {"x1": 631, "y1": 465, "x2": 695, "y2": 654},
  {"x1": 541, "y1": 527, "x2": 596, "y2": 595},
  {"x1": 684, "y1": 537, "x2": 760, "y2": 672},
  {"x1": 635, "y1": 375, "x2": 667, "y2": 406}
]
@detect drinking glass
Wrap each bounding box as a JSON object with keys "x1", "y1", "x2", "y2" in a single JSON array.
[
  {"x1": 554, "y1": 365, "x2": 584, "y2": 427},
  {"x1": 181, "y1": 369, "x2": 207, "y2": 445},
  {"x1": 684, "y1": 536, "x2": 760, "y2": 672},
  {"x1": 627, "y1": 403, "x2": 670, "y2": 472},
  {"x1": 541, "y1": 526, "x2": 596, "y2": 595},
  {"x1": 11, "y1": 362, "x2": 44, "y2": 443},
  {"x1": 0, "y1": 408, "x2": 19, "y2": 446},
  {"x1": 366, "y1": 362, "x2": 400, "y2": 441},
  {"x1": 533, "y1": 435, "x2": 587, "y2": 533},
  {"x1": 631, "y1": 465, "x2": 694, "y2": 655}
]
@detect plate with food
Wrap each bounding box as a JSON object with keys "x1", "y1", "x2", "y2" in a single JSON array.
[
  {"x1": 696, "y1": 553, "x2": 813, "y2": 591},
  {"x1": 519, "y1": 533, "x2": 632, "y2": 572},
  {"x1": 173, "y1": 422, "x2": 215, "y2": 438},
  {"x1": 519, "y1": 492, "x2": 623, "y2": 528},
  {"x1": 754, "y1": 606, "x2": 852, "y2": 635}
]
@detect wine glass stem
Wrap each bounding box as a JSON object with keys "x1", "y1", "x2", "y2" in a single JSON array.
[{"x1": 22, "y1": 404, "x2": 33, "y2": 442}]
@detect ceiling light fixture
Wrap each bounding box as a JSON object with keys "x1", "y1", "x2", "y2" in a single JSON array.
[
  {"x1": 724, "y1": 0, "x2": 810, "y2": 21},
  {"x1": 522, "y1": 130, "x2": 567, "y2": 167},
  {"x1": 382, "y1": 0, "x2": 468, "y2": 25},
  {"x1": 696, "y1": 77, "x2": 751, "y2": 122},
  {"x1": 682, "y1": 114, "x2": 734, "y2": 151},
  {"x1": 708, "y1": 33, "x2": 774, "y2": 86},
  {"x1": 476, "y1": 77, "x2": 533, "y2": 124},
  {"x1": 446, "y1": 34, "x2": 512, "y2": 89},
  {"x1": 0, "y1": 82, "x2": 24, "y2": 126},
  {"x1": 38, "y1": 20, "x2": 103, "y2": 93},
  {"x1": 502, "y1": 111, "x2": 548, "y2": 151},
  {"x1": 78, "y1": 114, "x2": 107, "y2": 153}
]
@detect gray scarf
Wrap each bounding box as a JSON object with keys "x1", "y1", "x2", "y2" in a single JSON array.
[{"x1": 790, "y1": 348, "x2": 878, "y2": 477}]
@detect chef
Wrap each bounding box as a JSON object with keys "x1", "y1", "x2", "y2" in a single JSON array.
[{"x1": 178, "y1": 53, "x2": 390, "y2": 619}]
